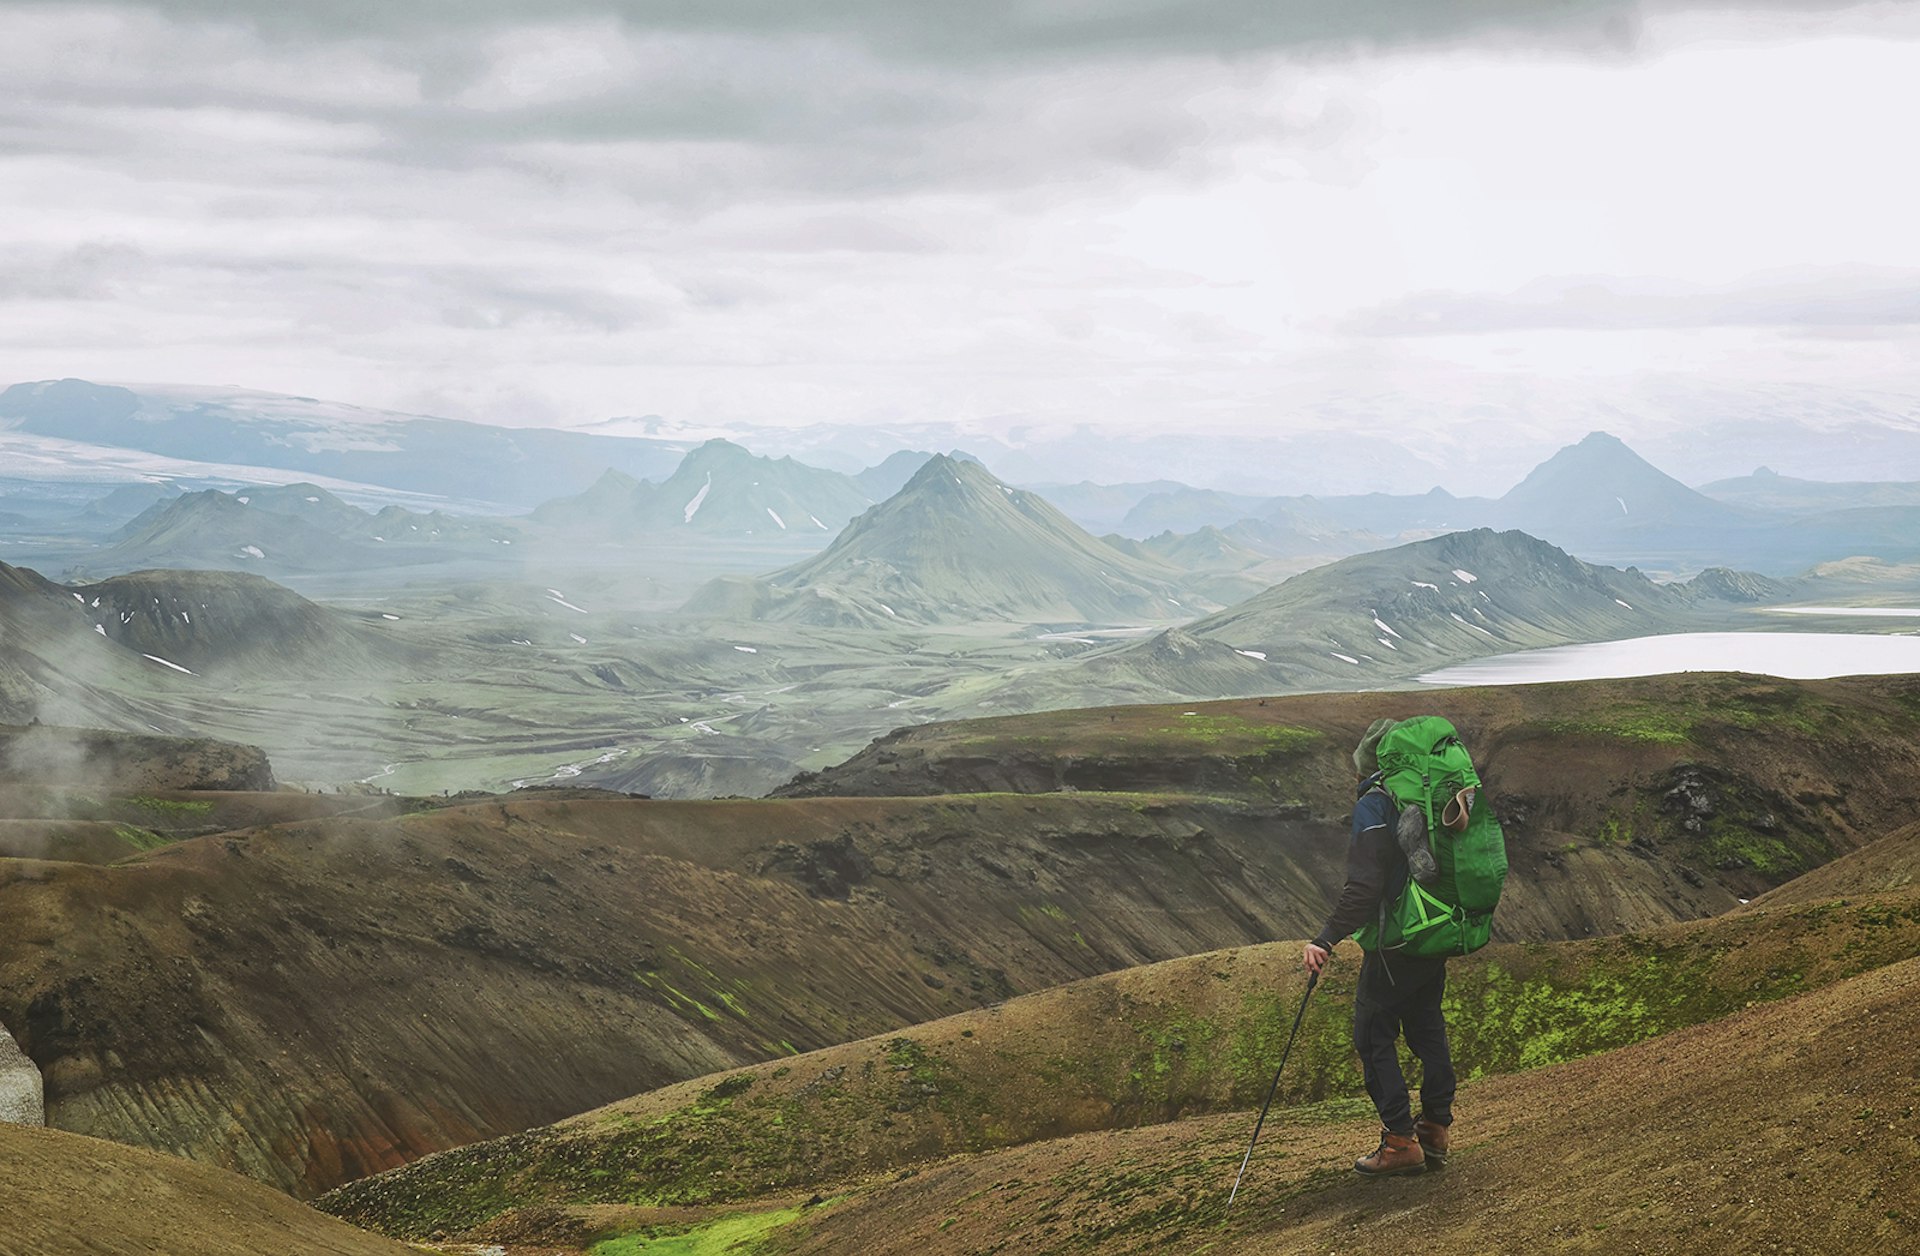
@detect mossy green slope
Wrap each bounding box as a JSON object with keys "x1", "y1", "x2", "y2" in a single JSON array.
[{"x1": 320, "y1": 883, "x2": 1920, "y2": 1240}]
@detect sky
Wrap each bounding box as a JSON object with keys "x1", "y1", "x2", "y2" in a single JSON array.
[{"x1": 4, "y1": 0, "x2": 1920, "y2": 443}]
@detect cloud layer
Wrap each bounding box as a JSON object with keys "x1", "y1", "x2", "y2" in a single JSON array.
[{"x1": 2, "y1": 1, "x2": 1917, "y2": 433}]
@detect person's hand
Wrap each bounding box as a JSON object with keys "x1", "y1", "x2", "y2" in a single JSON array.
[{"x1": 1303, "y1": 942, "x2": 1330, "y2": 975}]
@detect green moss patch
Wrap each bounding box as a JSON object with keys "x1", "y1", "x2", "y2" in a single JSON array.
[
  {"x1": 1539, "y1": 710, "x2": 1691, "y2": 745},
  {"x1": 113, "y1": 824, "x2": 175, "y2": 852},
  {"x1": 589, "y1": 1204, "x2": 807, "y2": 1255}
]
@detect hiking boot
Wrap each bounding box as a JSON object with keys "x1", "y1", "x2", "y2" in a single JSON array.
[
  {"x1": 1414, "y1": 1116, "x2": 1450, "y2": 1165},
  {"x1": 1354, "y1": 1129, "x2": 1425, "y2": 1176}
]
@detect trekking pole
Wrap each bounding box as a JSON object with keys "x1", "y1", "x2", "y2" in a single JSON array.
[{"x1": 1225, "y1": 969, "x2": 1319, "y2": 1211}]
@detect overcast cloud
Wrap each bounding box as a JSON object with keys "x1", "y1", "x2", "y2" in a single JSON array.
[{"x1": 2, "y1": 0, "x2": 1918, "y2": 436}]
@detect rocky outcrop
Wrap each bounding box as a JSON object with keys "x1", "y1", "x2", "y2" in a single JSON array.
[
  {"x1": 0, "y1": 1019, "x2": 43, "y2": 1125},
  {"x1": 0, "y1": 724, "x2": 274, "y2": 792}
]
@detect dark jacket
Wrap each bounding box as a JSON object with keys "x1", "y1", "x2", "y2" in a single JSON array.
[{"x1": 1312, "y1": 773, "x2": 1407, "y2": 952}]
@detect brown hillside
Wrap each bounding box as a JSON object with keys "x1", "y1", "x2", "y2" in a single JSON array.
[
  {"x1": 0, "y1": 791, "x2": 1347, "y2": 1197},
  {"x1": 780, "y1": 673, "x2": 1920, "y2": 900},
  {"x1": 8, "y1": 674, "x2": 1920, "y2": 1199},
  {"x1": 319, "y1": 885, "x2": 1920, "y2": 1241},
  {"x1": 1740, "y1": 819, "x2": 1920, "y2": 908},
  {"x1": 0, "y1": 1123, "x2": 410, "y2": 1256},
  {"x1": 0, "y1": 766, "x2": 1760, "y2": 1200},
  {"x1": 765, "y1": 949, "x2": 1920, "y2": 1255}
]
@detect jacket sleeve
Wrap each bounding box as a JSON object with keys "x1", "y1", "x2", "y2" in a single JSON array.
[{"x1": 1312, "y1": 798, "x2": 1394, "y2": 949}]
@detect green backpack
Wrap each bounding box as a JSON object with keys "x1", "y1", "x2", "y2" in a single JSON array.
[{"x1": 1353, "y1": 715, "x2": 1509, "y2": 958}]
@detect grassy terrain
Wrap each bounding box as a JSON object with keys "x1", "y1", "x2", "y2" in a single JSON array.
[{"x1": 320, "y1": 887, "x2": 1920, "y2": 1238}]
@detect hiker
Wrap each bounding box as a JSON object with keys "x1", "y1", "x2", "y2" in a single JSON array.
[{"x1": 1302, "y1": 717, "x2": 1456, "y2": 1177}]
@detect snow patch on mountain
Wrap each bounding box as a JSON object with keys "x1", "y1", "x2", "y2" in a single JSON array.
[
  {"x1": 683, "y1": 473, "x2": 713, "y2": 523},
  {"x1": 141, "y1": 653, "x2": 195, "y2": 675}
]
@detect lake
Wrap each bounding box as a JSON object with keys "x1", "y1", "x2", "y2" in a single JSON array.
[{"x1": 1418, "y1": 630, "x2": 1920, "y2": 688}]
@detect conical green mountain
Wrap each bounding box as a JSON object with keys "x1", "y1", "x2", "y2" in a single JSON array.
[{"x1": 683, "y1": 454, "x2": 1189, "y2": 626}]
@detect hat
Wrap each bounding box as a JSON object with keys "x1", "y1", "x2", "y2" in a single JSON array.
[{"x1": 1353, "y1": 717, "x2": 1398, "y2": 775}]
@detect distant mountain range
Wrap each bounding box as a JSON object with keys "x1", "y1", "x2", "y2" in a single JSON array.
[
  {"x1": 573, "y1": 376, "x2": 1920, "y2": 494},
  {"x1": 655, "y1": 432, "x2": 1909, "y2": 638},
  {"x1": 1099, "y1": 431, "x2": 1920, "y2": 575},
  {"x1": 9, "y1": 373, "x2": 1920, "y2": 511},
  {"x1": 8, "y1": 374, "x2": 1920, "y2": 578},
  {"x1": 0, "y1": 378, "x2": 686, "y2": 508}
]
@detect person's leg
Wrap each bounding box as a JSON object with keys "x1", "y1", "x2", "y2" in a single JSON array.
[
  {"x1": 1401, "y1": 962, "x2": 1456, "y2": 1126},
  {"x1": 1350, "y1": 952, "x2": 1426, "y2": 1175},
  {"x1": 1399, "y1": 960, "x2": 1455, "y2": 1162},
  {"x1": 1352, "y1": 952, "x2": 1414, "y2": 1134}
]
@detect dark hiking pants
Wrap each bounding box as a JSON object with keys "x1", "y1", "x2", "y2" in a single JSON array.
[{"x1": 1353, "y1": 950, "x2": 1456, "y2": 1135}]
